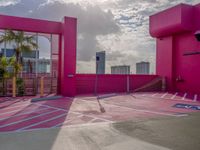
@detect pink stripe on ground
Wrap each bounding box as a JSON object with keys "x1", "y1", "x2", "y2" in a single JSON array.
[
  {"x1": 0, "y1": 108, "x2": 54, "y2": 126},
  {"x1": 22, "y1": 114, "x2": 67, "y2": 130},
  {"x1": 0, "y1": 104, "x2": 45, "y2": 119},
  {"x1": 0, "y1": 103, "x2": 30, "y2": 113},
  {"x1": 0, "y1": 110, "x2": 65, "y2": 132},
  {"x1": 0, "y1": 107, "x2": 49, "y2": 121},
  {"x1": 28, "y1": 113, "x2": 83, "y2": 129}
]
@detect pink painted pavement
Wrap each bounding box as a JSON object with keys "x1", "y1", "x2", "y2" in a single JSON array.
[{"x1": 0, "y1": 92, "x2": 199, "y2": 133}]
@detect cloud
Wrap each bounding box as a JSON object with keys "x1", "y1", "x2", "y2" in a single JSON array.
[
  {"x1": 0, "y1": 0, "x2": 20, "y2": 7},
  {"x1": 29, "y1": 1, "x2": 120, "y2": 61}
]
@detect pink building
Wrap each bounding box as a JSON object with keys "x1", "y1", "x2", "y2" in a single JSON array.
[{"x1": 150, "y1": 3, "x2": 200, "y2": 94}]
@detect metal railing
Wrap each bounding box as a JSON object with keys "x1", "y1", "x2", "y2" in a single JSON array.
[{"x1": 0, "y1": 76, "x2": 57, "y2": 97}]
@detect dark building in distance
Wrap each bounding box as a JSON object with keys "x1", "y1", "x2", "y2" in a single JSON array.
[
  {"x1": 136, "y1": 61, "x2": 150, "y2": 74},
  {"x1": 111, "y1": 65, "x2": 130, "y2": 74},
  {"x1": 96, "y1": 51, "x2": 105, "y2": 74}
]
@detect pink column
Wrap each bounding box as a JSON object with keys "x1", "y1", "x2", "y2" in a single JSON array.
[
  {"x1": 60, "y1": 17, "x2": 77, "y2": 97},
  {"x1": 57, "y1": 34, "x2": 62, "y2": 94},
  {"x1": 156, "y1": 36, "x2": 174, "y2": 91}
]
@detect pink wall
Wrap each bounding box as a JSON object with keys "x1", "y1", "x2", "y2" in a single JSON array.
[
  {"x1": 174, "y1": 32, "x2": 200, "y2": 93},
  {"x1": 150, "y1": 3, "x2": 200, "y2": 94},
  {"x1": 76, "y1": 74, "x2": 158, "y2": 95},
  {"x1": 60, "y1": 17, "x2": 77, "y2": 97},
  {"x1": 156, "y1": 36, "x2": 174, "y2": 90}
]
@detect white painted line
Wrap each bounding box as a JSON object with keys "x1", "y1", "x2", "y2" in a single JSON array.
[
  {"x1": 193, "y1": 94, "x2": 198, "y2": 101},
  {"x1": 0, "y1": 105, "x2": 35, "y2": 116},
  {"x1": 34, "y1": 103, "x2": 112, "y2": 122},
  {"x1": 0, "y1": 107, "x2": 49, "y2": 121},
  {"x1": 136, "y1": 93, "x2": 200, "y2": 103},
  {"x1": 8, "y1": 120, "x2": 114, "y2": 134},
  {"x1": 52, "y1": 114, "x2": 83, "y2": 128},
  {"x1": 161, "y1": 92, "x2": 168, "y2": 98},
  {"x1": 17, "y1": 113, "x2": 67, "y2": 131},
  {"x1": 171, "y1": 92, "x2": 178, "y2": 99},
  {"x1": 33, "y1": 103, "x2": 68, "y2": 112},
  {"x1": 88, "y1": 118, "x2": 97, "y2": 123},
  {"x1": 152, "y1": 93, "x2": 158, "y2": 97},
  {"x1": 67, "y1": 111, "x2": 112, "y2": 122},
  {"x1": 79, "y1": 99, "x2": 187, "y2": 117},
  {"x1": 0, "y1": 103, "x2": 30, "y2": 112},
  {"x1": 182, "y1": 93, "x2": 187, "y2": 100},
  {"x1": 0, "y1": 109, "x2": 58, "y2": 128}
]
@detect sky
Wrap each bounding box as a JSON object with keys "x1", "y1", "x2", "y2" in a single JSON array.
[{"x1": 0, "y1": 0, "x2": 199, "y2": 74}]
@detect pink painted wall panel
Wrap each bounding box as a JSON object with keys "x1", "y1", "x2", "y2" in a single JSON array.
[
  {"x1": 129, "y1": 75, "x2": 159, "y2": 90},
  {"x1": 0, "y1": 15, "x2": 62, "y2": 34},
  {"x1": 156, "y1": 36, "x2": 174, "y2": 90},
  {"x1": 174, "y1": 32, "x2": 200, "y2": 94},
  {"x1": 76, "y1": 74, "x2": 158, "y2": 95},
  {"x1": 150, "y1": 4, "x2": 194, "y2": 37}
]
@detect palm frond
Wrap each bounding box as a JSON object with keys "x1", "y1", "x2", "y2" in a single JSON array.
[{"x1": 19, "y1": 45, "x2": 32, "y2": 52}]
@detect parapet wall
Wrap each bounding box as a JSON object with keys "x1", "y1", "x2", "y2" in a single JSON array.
[{"x1": 76, "y1": 74, "x2": 158, "y2": 95}]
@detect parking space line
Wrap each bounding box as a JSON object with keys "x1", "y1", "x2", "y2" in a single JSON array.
[
  {"x1": 136, "y1": 93, "x2": 199, "y2": 103},
  {"x1": 193, "y1": 94, "x2": 197, "y2": 101},
  {"x1": 0, "y1": 107, "x2": 49, "y2": 121},
  {"x1": 0, "y1": 109, "x2": 58, "y2": 128},
  {"x1": 0, "y1": 103, "x2": 30, "y2": 112},
  {"x1": 52, "y1": 114, "x2": 84, "y2": 128},
  {"x1": 171, "y1": 92, "x2": 178, "y2": 99},
  {"x1": 0, "y1": 105, "x2": 36, "y2": 116},
  {"x1": 17, "y1": 113, "x2": 67, "y2": 131},
  {"x1": 152, "y1": 93, "x2": 158, "y2": 97},
  {"x1": 88, "y1": 118, "x2": 97, "y2": 123},
  {"x1": 34, "y1": 102, "x2": 112, "y2": 122},
  {"x1": 80, "y1": 99, "x2": 187, "y2": 117},
  {"x1": 182, "y1": 93, "x2": 187, "y2": 100},
  {"x1": 33, "y1": 103, "x2": 68, "y2": 112},
  {"x1": 161, "y1": 92, "x2": 168, "y2": 98}
]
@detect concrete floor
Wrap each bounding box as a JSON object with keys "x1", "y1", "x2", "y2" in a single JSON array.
[
  {"x1": 0, "y1": 93, "x2": 200, "y2": 150},
  {"x1": 0, "y1": 113, "x2": 200, "y2": 150}
]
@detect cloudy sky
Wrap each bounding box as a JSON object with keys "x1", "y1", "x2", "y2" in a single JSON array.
[{"x1": 0, "y1": 0, "x2": 199, "y2": 74}]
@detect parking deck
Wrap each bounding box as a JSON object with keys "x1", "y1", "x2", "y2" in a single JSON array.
[{"x1": 0, "y1": 92, "x2": 199, "y2": 133}]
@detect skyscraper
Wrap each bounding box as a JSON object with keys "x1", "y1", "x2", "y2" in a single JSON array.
[
  {"x1": 111, "y1": 65, "x2": 130, "y2": 74},
  {"x1": 136, "y1": 61, "x2": 150, "y2": 74},
  {"x1": 96, "y1": 51, "x2": 105, "y2": 74}
]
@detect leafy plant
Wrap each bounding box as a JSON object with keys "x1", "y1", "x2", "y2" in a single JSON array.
[
  {"x1": 0, "y1": 29, "x2": 38, "y2": 76},
  {"x1": 0, "y1": 29, "x2": 38, "y2": 96},
  {"x1": 16, "y1": 78, "x2": 24, "y2": 96},
  {"x1": 0, "y1": 56, "x2": 11, "y2": 95}
]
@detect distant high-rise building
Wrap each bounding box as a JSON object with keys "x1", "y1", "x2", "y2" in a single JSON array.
[
  {"x1": 136, "y1": 61, "x2": 150, "y2": 74},
  {"x1": 111, "y1": 65, "x2": 130, "y2": 74},
  {"x1": 96, "y1": 51, "x2": 105, "y2": 74}
]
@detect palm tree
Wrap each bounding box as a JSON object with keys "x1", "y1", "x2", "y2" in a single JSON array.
[
  {"x1": 0, "y1": 29, "x2": 38, "y2": 76},
  {"x1": 0, "y1": 29, "x2": 38, "y2": 96},
  {"x1": 0, "y1": 56, "x2": 12, "y2": 95}
]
